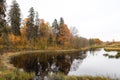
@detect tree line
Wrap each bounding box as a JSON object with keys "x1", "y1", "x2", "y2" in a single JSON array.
[{"x1": 0, "y1": 0, "x2": 102, "y2": 50}]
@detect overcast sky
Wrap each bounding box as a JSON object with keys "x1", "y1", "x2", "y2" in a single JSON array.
[{"x1": 7, "y1": 0, "x2": 120, "y2": 41}]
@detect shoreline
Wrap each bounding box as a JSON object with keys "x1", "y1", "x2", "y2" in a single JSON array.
[{"x1": 104, "y1": 47, "x2": 120, "y2": 51}]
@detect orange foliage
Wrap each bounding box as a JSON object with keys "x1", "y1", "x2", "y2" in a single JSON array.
[
  {"x1": 39, "y1": 20, "x2": 50, "y2": 37},
  {"x1": 9, "y1": 33, "x2": 21, "y2": 45},
  {"x1": 58, "y1": 24, "x2": 70, "y2": 45},
  {"x1": 93, "y1": 38, "x2": 102, "y2": 45}
]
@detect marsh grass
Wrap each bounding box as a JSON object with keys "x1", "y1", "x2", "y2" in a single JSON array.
[
  {"x1": 0, "y1": 69, "x2": 34, "y2": 80},
  {"x1": 0, "y1": 57, "x2": 7, "y2": 71},
  {"x1": 115, "y1": 52, "x2": 120, "y2": 58},
  {"x1": 0, "y1": 71, "x2": 115, "y2": 80},
  {"x1": 104, "y1": 47, "x2": 120, "y2": 51},
  {"x1": 103, "y1": 52, "x2": 120, "y2": 59},
  {"x1": 47, "y1": 73, "x2": 114, "y2": 80}
]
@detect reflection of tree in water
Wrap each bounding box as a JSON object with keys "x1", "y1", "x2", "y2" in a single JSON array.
[
  {"x1": 11, "y1": 51, "x2": 87, "y2": 77},
  {"x1": 70, "y1": 59, "x2": 83, "y2": 71},
  {"x1": 69, "y1": 51, "x2": 87, "y2": 72},
  {"x1": 89, "y1": 48, "x2": 101, "y2": 55}
]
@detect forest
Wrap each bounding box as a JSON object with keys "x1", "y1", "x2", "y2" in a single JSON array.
[{"x1": 0, "y1": 0, "x2": 103, "y2": 52}]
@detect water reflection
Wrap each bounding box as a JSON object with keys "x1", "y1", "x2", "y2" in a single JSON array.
[
  {"x1": 69, "y1": 48, "x2": 120, "y2": 79},
  {"x1": 11, "y1": 49, "x2": 120, "y2": 78},
  {"x1": 70, "y1": 59, "x2": 83, "y2": 71},
  {"x1": 89, "y1": 48, "x2": 101, "y2": 55},
  {"x1": 10, "y1": 51, "x2": 87, "y2": 76}
]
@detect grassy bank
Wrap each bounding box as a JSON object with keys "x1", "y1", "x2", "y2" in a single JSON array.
[
  {"x1": 0, "y1": 70, "x2": 115, "y2": 80},
  {"x1": 103, "y1": 52, "x2": 120, "y2": 59},
  {"x1": 104, "y1": 43, "x2": 120, "y2": 51},
  {"x1": 48, "y1": 73, "x2": 114, "y2": 80},
  {"x1": 104, "y1": 47, "x2": 120, "y2": 51}
]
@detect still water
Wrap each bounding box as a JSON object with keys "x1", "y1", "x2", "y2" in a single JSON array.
[
  {"x1": 11, "y1": 48, "x2": 120, "y2": 78},
  {"x1": 69, "y1": 48, "x2": 120, "y2": 78}
]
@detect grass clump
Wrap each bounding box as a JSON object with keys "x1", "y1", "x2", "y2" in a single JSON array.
[
  {"x1": 103, "y1": 52, "x2": 120, "y2": 59},
  {"x1": 0, "y1": 71, "x2": 117, "y2": 80},
  {"x1": 47, "y1": 73, "x2": 114, "y2": 80},
  {"x1": 115, "y1": 52, "x2": 120, "y2": 58},
  {"x1": 0, "y1": 69, "x2": 34, "y2": 80}
]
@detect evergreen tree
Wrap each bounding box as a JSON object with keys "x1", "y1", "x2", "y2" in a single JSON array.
[
  {"x1": 34, "y1": 11, "x2": 39, "y2": 39},
  {"x1": 35, "y1": 12, "x2": 39, "y2": 27},
  {"x1": 52, "y1": 19, "x2": 59, "y2": 34},
  {"x1": 8, "y1": 0, "x2": 21, "y2": 36},
  {"x1": 0, "y1": 0, "x2": 6, "y2": 35},
  {"x1": 52, "y1": 19, "x2": 59, "y2": 44},
  {"x1": 0, "y1": 0, "x2": 10, "y2": 46},
  {"x1": 27, "y1": 7, "x2": 34, "y2": 27},
  {"x1": 52, "y1": 19, "x2": 59, "y2": 30},
  {"x1": 60, "y1": 17, "x2": 64, "y2": 25},
  {"x1": 26, "y1": 7, "x2": 35, "y2": 40}
]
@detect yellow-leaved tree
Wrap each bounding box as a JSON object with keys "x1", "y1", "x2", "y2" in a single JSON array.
[{"x1": 39, "y1": 19, "x2": 50, "y2": 49}]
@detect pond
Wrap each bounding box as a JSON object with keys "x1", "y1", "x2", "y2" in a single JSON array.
[
  {"x1": 10, "y1": 51, "x2": 82, "y2": 76},
  {"x1": 10, "y1": 49, "x2": 120, "y2": 78},
  {"x1": 69, "y1": 48, "x2": 120, "y2": 78}
]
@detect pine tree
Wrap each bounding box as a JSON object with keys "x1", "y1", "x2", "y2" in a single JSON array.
[
  {"x1": 34, "y1": 11, "x2": 39, "y2": 39},
  {"x1": 52, "y1": 19, "x2": 58, "y2": 29},
  {"x1": 52, "y1": 19, "x2": 59, "y2": 44},
  {"x1": 35, "y1": 12, "x2": 39, "y2": 27},
  {"x1": 8, "y1": 0, "x2": 21, "y2": 36},
  {"x1": 27, "y1": 7, "x2": 34, "y2": 27},
  {"x1": 0, "y1": 0, "x2": 6, "y2": 35},
  {"x1": 60, "y1": 17, "x2": 64, "y2": 25},
  {"x1": 26, "y1": 7, "x2": 35, "y2": 40},
  {"x1": 0, "y1": 0, "x2": 10, "y2": 46}
]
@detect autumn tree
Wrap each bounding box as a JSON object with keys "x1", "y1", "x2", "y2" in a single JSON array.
[
  {"x1": 39, "y1": 19, "x2": 49, "y2": 38},
  {"x1": 79, "y1": 37, "x2": 89, "y2": 48},
  {"x1": 89, "y1": 38, "x2": 94, "y2": 46},
  {"x1": 58, "y1": 17, "x2": 70, "y2": 46},
  {"x1": 8, "y1": 0, "x2": 21, "y2": 36},
  {"x1": 89, "y1": 38, "x2": 102, "y2": 45},
  {"x1": 39, "y1": 19, "x2": 50, "y2": 49},
  {"x1": 19, "y1": 18, "x2": 30, "y2": 47},
  {"x1": 70, "y1": 27, "x2": 79, "y2": 48}
]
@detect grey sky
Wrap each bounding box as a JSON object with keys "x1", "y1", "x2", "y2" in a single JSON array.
[{"x1": 7, "y1": 0, "x2": 120, "y2": 41}]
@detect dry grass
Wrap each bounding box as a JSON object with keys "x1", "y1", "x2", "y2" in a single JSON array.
[
  {"x1": 0, "y1": 71, "x2": 115, "y2": 80},
  {"x1": 104, "y1": 47, "x2": 120, "y2": 51}
]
